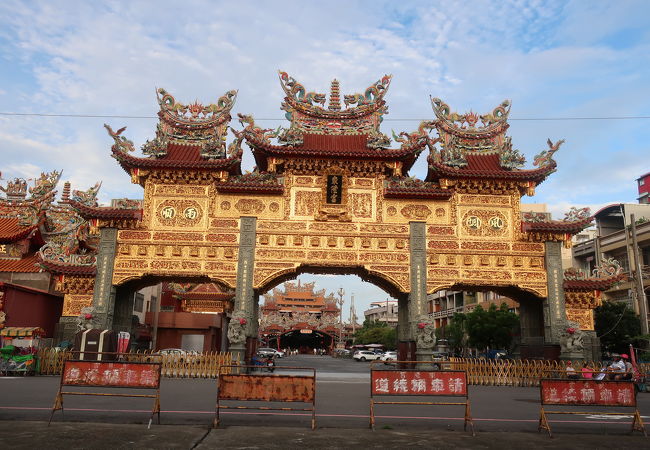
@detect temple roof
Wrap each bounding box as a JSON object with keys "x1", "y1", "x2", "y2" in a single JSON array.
[
  {"x1": 241, "y1": 73, "x2": 429, "y2": 175},
  {"x1": 0, "y1": 218, "x2": 39, "y2": 243},
  {"x1": 0, "y1": 254, "x2": 41, "y2": 273},
  {"x1": 246, "y1": 129, "x2": 425, "y2": 172},
  {"x1": 111, "y1": 142, "x2": 242, "y2": 184},
  {"x1": 106, "y1": 88, "x2": 243, "y2": 184},
  {"x1": 37, "y1": 257, "x2": 96, "y2": 276},
  {"x1": 427, "y1": 153, "x2": 556, "y2": 183},
  {"x1": 425, "y1": 98, "x2": 563, "y2": 188},
  {"x1": 563, "y1": 258, "x2": 627, "y2": 291},
  {"x1": 67, "y1": 199, "x2": 143, "y2": 221},
  {"x1": 521, "y1": 207, "x2": 593, "y2": 236},
  {"x1": 383, "y1": 178, "x2": 453, "y2": 200},
  {"x1": 563, "y1": 274, "x2": 626, "y2": 291}
]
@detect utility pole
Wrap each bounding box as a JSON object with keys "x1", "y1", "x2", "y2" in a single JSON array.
[
  {"x1": 350, "y1": 293, "x2": 356, "y2": 334},
  {"x1": 630, "y1": 214, "x2": 649, "y2": 335},
  {"x1": 337, "y1": 287, "x2": 345, "y2": 346}
]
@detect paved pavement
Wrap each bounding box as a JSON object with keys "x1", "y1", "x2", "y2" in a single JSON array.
[
  {"x1": 1, "y1": 355, "x2": 648, "y2": 448},
  {"x1": 0, "y1": 422, "x2": 648, "y2": 449}
]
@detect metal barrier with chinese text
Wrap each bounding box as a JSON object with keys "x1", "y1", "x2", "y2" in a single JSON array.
[
  {"x1": 538, "y1": 379, "x2": 646, "y2": 437},
  {"x1": 215, "y1": 365, "x2": 316, "y2": 430},
  {"x1": 370, "y1": 361, "x2": 474, "y2": 435},
  {"x1": 49, "y1": 357, "x2": 162, "y2": 428}
]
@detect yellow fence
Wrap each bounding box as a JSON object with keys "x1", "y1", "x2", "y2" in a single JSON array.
[
  {"x1": 36, "y1": 348, "x2": 233, "y2": 378},
  {"x1": 446, "y1": 358, "x2": 650, "y2": 387},
  {"x1": 34, "y1": 349, "x2": 649, "y2": 385}
]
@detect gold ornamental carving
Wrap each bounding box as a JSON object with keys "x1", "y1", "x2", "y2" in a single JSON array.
[
  {"x1": 235, "y1": 198, "x2": 265, "y2": 214},
  {"x1": 400, "y1": 204, "x2": 432, "y2": 220},
  {"x1": 62, "y1": 294, "x2": 93, "y2": 316},
  {"x1": 349, "y1": 192, "x2": 373, "y2": 218},
  {"x1": 565, "y1": 291, "x2": 602, "y2": 309},
  {"x1": 459, "y1": 194, "x2": 511, "y2": 206},
  {"x1": 293, "y1": 190, "x2": 321, "y2": 217},
  {"x1": 566, "y1": 308, "x2": 594, "y2": 330},
  {"x1": 461, "y1": 209, "x2": 508, "y2": 238},
  {"x1": 155, "y1": 184, "x2": 208, "y2": 196},
  {"x1": 156, "y1": 199, "x2": 203, "y2": 227}
]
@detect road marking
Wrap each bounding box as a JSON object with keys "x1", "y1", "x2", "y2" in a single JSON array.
[{"x1": 0, "y1": 406, "x2": 640, "y2": 425}]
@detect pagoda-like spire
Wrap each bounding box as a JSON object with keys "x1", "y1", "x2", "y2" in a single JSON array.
[
  {"x1": 61, "y1": 181, "x2": 71, "y2": 201},
  {"x1": 328, "y1": 79, "x2": 341, "y2": 111}
]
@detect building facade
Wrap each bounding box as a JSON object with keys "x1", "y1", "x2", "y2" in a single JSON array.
[
  {"x1": 364, "y1": 300, "x2": 398, "y2": 327},
  {"x1": 259, "y1": 281, "x2": 342, "y2": 352},
  {"x1": 571, "y1": 203, "x2": 650, "y2": 332},
  {"x1": 637, "y1": 172, "x2": 650, "y2": 204}
]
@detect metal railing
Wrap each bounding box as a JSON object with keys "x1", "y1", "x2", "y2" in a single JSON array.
[{"x1": 36, "y1": 348, "x2": 233, "y2": 378}]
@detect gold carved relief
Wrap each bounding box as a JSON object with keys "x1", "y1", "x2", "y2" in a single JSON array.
[
  {"x1": 62, "y1": 294, "x2": 93, "y2": 317},
  {"x1": 349, "y1": 192, "x2": 373, "y2": 219},
  {"x1": 293, "y1": 189, "x2": 321, "y2": 217},
  {"x1": 156, "y1": 199, "x2": 204, "y2": 228},
  {"x1": 401, "y1": 204, "x2": 432, "y2": 220},
  {"x1": 235, "y1": 198, "x2": 265, "y2": 214},
  {"x1": 460, "y1": 209, "x2": 509, "y2": 238},
  {"x1": 155, "y1": 184, "x2": 208, "y2": 197},
  {"x1": 566, "y1": 308, "x2": 594, "y2": 330},
  {"x1": 295, "y1": 176, "x2": 314, "y2": 185}
]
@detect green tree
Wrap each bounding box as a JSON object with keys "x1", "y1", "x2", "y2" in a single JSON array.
[
  {"x1": 436, "y1": 313, "x2": 467, "y2": 354},
  {"x1": 464, "y1": 303, "x2": 519, "y2": 351},
  {"x1": 353, "y1": 320, "x2": 396, "y2": 350},
  {"x1": 595, "y1": 301, "x2": 641, "y2": 354}
]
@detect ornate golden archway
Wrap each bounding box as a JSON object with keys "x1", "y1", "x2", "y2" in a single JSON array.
[{"x1": 49, "y1": 73, "x2": 594, "y2": 360}]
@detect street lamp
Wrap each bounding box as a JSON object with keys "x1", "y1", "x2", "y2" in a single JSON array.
[{"x1": 337, "y1": 287, "x2": 345, "y2": 346}]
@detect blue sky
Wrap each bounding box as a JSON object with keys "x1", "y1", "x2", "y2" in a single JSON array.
[{"x1": 1, "y1": 1, "x2": 649, "y2": 318}]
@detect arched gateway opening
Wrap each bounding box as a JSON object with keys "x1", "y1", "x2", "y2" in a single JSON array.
[
  {"x1": 45, "y1": 73, "x2": 602, "y2": 363},
  {"x1": 257, "y1": 271, "x2": 399, "y2": 356}
]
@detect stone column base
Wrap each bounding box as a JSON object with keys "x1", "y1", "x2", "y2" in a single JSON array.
[
  {"x1": 415, "y1": 349, "x2": 434, "y2": 370},
  {"x1": 54, "y1": 317, "x2": 78, "y2": 346},
  {"x1": 230, "y1": 343, "x2": 245, "y2": 364}
]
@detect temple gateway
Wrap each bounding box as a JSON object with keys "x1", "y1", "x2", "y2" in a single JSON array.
[{"x1": 14, "y1": 72, "x2": 624, "y2": 361}]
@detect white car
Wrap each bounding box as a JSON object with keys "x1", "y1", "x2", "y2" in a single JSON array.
[
  {"x1": 381, "y1": 351, "x2": 397, "y2": 363},
  {"x1": 257, "y1": 348, "x2": 284, "y2": 358},
  {"x1": 353, "y1": 350, "x2": 382, "y2": 362}
]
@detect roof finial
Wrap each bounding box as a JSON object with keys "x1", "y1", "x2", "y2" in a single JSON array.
[
  {"x1": 328, "y1": 79, "x2": 341, "y2": 111},
  {"x1": 61, "y1": 181, "x2": 71, "y2": 201}
]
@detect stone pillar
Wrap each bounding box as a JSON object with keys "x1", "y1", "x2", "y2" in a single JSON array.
[
  {"x1": 92, "y1": 228, "x2": 118, "y2": 329},
  {"x1": 409, "y1": 222, "x2": 432, "y2": 366},
  {"x1": 228, "y1": 217, "x2": 257, "y2": 362},
  {"x1": 112, "y1": 287, "x2": 135, "y2": 334},
  {"x1": 544, "y1": 241, "x2": 567, "y2": 359},
  {"x1": 54, "y1": 317, "x2": 78, "y2": 345},
  {"x1": 397, "y1": 295, "x2": 412, "y2": 361}
]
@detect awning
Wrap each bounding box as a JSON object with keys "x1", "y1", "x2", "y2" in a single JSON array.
[{"x1": 0, "y1": 327, "x2": 45, "y2": 337}]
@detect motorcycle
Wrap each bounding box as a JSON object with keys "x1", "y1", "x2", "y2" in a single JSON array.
[{"x1": 252, "y1": 354, "x2": 275, "y2": 373}]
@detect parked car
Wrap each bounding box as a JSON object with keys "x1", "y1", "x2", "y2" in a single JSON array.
[
  {"x1": 154, "y1": 348, "x2": 198, "y2": 363},
  {"x1": 353, "y1": 350, "x2": 382, "y2": 362},
  {"x1": 257, "y1": 347, "x2": 283, "y2": 358},
  {"x1": 381, "y1": 351, "x2": 397, "y2": 363}
]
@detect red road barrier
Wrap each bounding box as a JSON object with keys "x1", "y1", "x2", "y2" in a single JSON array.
[
  {"x1": 49, "y1": 359, "x2": 162, "y2": 428},
  {"x1": 538, "y1": 379, "x2": 646, "y2": 437},
  {"x1": 215, "y1": 365, "x2": 316, "y2": 430},
  {"x1": 370, "y1": 361, "x2": 474, "y2": 434}
]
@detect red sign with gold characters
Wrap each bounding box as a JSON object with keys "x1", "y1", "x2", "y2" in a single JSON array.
[
  {"x1": 371, "y1": 370, "x2": 468, "y2": 396},
  {"x1": 540, "y1": 379, "x2": 636, "y2": 407},
  {"x1": 62, "y1": 361, "x2": 161, "y2": 389}
]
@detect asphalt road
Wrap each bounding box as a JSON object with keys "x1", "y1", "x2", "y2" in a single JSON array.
[{"x1": 1, "y1": 355, "x2": 648, "y2": 436}]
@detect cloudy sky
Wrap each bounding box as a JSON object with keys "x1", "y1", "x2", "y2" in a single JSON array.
[{"x1": 1, "y1": 1, "x2": 649, "y2": 318}]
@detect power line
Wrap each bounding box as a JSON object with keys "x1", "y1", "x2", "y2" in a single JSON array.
[{"x1": 1, "y1": 112, "x2": 649, "y2": 121}]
